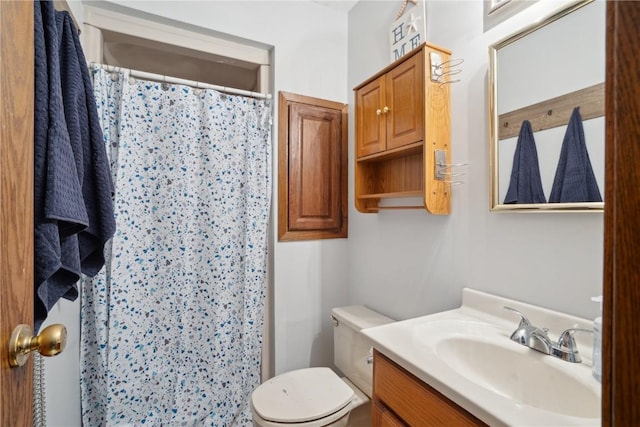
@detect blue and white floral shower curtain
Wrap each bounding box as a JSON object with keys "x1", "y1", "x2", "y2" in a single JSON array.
[{"x1": 81, "y1": 66, "x2": 272, "y2": 426}]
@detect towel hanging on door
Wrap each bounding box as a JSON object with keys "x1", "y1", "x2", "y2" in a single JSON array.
[{"x1": 33, "y1": 0, "x2": 115, "y2": 332}]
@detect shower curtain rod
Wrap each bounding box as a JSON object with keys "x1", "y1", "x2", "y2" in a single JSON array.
[{"x1": 93, "y1": 63, "x2": 272, "y2": 100}]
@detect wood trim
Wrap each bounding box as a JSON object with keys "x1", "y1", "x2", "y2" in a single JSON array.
[
  {"x1": 498, "y1": 82, "x2": 605, "y2": 140},
  {"x1": 0, "y1": 1, "x2": 34, "y2": 425},
  {"x1": 424, "y1": 45, "x2": 451, "y2": 215},
  {"x1": 603, "y1": 2, "x2": 640, "y2": 425}
]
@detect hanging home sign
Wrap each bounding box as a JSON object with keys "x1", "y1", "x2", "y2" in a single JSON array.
[{"x1": 389, "y1": 1, "x2": 427, "y2": 63}]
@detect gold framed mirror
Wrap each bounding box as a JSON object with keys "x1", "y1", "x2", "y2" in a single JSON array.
[{"x1": 488, "y1": 0, "x2": 605, "y2": 212}]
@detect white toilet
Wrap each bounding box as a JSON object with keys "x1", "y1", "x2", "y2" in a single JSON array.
[{"x1": 251, "y1": 306, "x2": 394, "y2": 427}]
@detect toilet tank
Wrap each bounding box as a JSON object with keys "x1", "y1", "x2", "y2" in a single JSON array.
[{"x1": 331, "y1": 306, "x2": 394, "y2": 397}]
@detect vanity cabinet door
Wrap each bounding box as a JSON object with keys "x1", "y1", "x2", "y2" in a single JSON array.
[
  {"x1": 372, "y1": 350, "x2": 486, "y2": 427},
  {"x1": 372, "y1": 401, "x2": 407, "y2": 427}
]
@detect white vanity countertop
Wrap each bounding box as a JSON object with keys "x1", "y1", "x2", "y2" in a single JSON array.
[{"x1": 362, "y1": 288, "x2": 601, "y2": 426}]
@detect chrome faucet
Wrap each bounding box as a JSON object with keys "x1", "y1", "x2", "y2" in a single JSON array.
[{"x1": 504, "y1": 306, "x2": 591, "y2": 363}]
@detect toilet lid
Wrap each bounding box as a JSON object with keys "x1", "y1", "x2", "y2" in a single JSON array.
[{"x1": 251, "y1": 367, "x2": 354, "y2": 423}]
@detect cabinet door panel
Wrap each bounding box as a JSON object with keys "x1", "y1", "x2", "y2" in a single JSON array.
[
  {"x1": 386, "y1": 51, "x2": 424, "y2": 150},
  {"x1": 288, "y1": 103, "x2": 342, "y2": 231},
  {"x1": 356, "y1": 76, "x2": 386, "y2": 157},
  {"x1": 374, "y1": 351, "x2": 486, "y2": 426}
]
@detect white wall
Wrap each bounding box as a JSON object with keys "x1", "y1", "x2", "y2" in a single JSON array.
[{"x1": 347, "y1": 0, "x2": 603, "y2": 322}]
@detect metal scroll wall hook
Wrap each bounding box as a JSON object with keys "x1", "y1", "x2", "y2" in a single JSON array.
[
  {"x1": 429, "y1": 53, "x2": 464, "y2": 86},
  {"x1": 434, "y1": 149, "x2": 467, "y2": 185},
  {"x1": 8, "y1": 323, "x2": 67, "y2": 368}
]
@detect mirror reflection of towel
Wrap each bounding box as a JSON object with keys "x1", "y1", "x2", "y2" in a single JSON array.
[
  {"x1": 504, "y1": 120, "x2": 547, "y2": 204},
  {"x1": 549, "y1": 107, "x2": 602, "y2": 203}
]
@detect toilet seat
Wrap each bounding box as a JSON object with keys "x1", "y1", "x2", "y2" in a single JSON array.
[{"x1": 251, "y1": 367, "x2": 354, "y2": 425}]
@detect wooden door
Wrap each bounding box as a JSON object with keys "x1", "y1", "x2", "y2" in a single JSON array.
[
  {"x1": 355, "y1": 75, "x2": 386, "y2": 157},
  {"x1": 0, "y1": 1, "x2": 35, "y2": 426},
  {"x1": 385, "y1": 50, "x2": 424, "y2": 150},
  {"x1": 603, "y1": 1, "x2": 640, "y2": 425}
]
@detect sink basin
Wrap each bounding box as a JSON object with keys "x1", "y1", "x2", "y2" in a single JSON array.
[
  {"x1": 362, "y1": 289, "x2": 602, "y2": 426},
  {"x1": 436, "y1": 336, "x2": 600, "y2": 418}
]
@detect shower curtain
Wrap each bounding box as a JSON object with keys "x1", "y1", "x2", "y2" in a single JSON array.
[{"x1": 81, "y1": 66, "x2": 272, "y2": 426}]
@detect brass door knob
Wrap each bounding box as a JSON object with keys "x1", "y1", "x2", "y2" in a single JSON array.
[{"x1": 8, "y1": 324, "x2": 67, "y2": 368}]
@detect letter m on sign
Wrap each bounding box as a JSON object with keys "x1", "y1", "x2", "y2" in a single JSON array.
[{"x1": 388, "y1": 2, "x2": 427, "y2": 63}]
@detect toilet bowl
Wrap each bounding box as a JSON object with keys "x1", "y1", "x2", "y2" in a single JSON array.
[{"x1": 251, "y1": 306, "x2": 394, "y2": 427}]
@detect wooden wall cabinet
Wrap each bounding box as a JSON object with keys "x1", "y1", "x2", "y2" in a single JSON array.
[
  {"x1": 354, "y1": 43, "x2": 451, "y2": 214},
  {"x1": 278, "y1": 92, "x2": 348, "y2": 241},
  {"x1": 372, "y1": 351, "x2": 486, "y2": 426},
  {"x1": 356, "y1": 51, "x2": 424, "y2": 157}
]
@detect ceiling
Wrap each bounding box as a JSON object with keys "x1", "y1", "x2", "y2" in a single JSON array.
[{"x1": 312, "y1": 0, "x2": 359, "y2": 12}]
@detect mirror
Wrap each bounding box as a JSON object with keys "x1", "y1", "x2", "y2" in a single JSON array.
[{"x1": 489, "y1": 0, "x2": 605, "y2": 212}]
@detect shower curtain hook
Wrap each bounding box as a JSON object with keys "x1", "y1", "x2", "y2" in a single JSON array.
[{"x1": 161, "y1": 75, "x2": 170, "y2": 91}]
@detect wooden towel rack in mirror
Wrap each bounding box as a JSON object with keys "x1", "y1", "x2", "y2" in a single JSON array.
[{"x1": 488, "y1": 0, "x2": 605, "y2": 212}]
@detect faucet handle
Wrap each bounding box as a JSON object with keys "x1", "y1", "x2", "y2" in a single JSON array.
[
  {"x1": 557, "y1": 328, "x2": 593, "y2": 351},
  {"x1": 504, "y1": 306, "x2": 531, "y2": 328}
]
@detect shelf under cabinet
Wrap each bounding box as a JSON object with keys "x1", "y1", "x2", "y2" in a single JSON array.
[
  {"x1": 357, "y1": 190, "x2": 423, "y2": 199},
  {"x1": 356, "y1": 142, "x2": 423, "y2": 163},
  {"x1": 354, "y1": 148, "x2": 424, "y2": 212}
]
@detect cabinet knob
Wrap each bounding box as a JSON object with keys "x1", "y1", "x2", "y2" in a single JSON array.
[
  {"x1": 376, "y1": 109, "x2": 382, "y2": 116},
  {"x1": 383, "y1": 106, "x2": 390, "y2": 113}
]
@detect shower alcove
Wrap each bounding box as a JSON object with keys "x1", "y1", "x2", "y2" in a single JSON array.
[
  {"x1": 82, "y1": 5, "x2": 272, "y2": 95},
  {"x1": 41, "y1": 4, "x2": 273, "y2": 426}
]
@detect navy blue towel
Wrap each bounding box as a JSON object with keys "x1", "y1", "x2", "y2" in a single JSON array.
[
  {"x1": 56, "y1": 11, "x2": 116, "y2": 276},
  {"x1": 504, "y1": 120, "x2": 547, "y2": 204},
  {"x1": 549, "y1": 107, "x2": 602, "y2": 203},
  {"x1": 34, "y1": 0, "x2": 87, "y2": 332},
  {"x1": 34, "y1": 1, "x2": 115, "y2": 331}
]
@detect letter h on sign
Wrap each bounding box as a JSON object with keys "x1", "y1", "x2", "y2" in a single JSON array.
[{"x1": 388, "y1": 2, "x2": 427, "y2": 63}]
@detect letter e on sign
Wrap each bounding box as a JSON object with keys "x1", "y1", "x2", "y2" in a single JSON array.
[{"x1": 388, "y1": 2, "x2": 427, "y2": 63}]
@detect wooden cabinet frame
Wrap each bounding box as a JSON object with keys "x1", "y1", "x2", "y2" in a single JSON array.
[{"x1": 354, "y1": 43, "x2": 451, "y2": 214}]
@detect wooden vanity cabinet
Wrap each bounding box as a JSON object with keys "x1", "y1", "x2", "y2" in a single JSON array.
[
  {"x1": 372, "y1": 350, "x2": 487, "y2": 427},
  {"x1": 354, "y1": 43, "x2": 451, "y2": 214}
]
